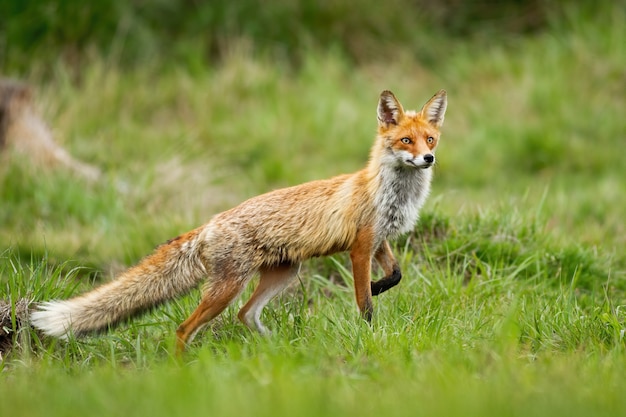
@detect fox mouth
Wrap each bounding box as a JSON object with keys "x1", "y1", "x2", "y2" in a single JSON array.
[{"x1": 405, "y1": 159, "x2": 433, "y2": 169}]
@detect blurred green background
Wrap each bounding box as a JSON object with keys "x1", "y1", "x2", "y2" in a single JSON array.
[
  {"x1": 2, "y1": 0, "x2": 558, "y2": 71},
  {"x1": 1, "y1": 0, "x2": 624, "y2": 263}
]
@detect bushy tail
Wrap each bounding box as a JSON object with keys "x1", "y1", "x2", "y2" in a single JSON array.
[{"x1": 31, "y1": 228, "x2": 207, "y2": 339}]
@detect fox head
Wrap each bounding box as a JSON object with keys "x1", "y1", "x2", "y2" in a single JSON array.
[{"x1": 376, "y1": 90, "x2": 447, "y2": 169}]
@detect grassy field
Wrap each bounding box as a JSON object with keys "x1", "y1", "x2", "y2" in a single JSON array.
[{"x1": 1, "y1": 4, "x2": 625, "y2": 416}]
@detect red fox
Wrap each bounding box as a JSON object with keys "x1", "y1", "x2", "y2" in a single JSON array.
[{"x1": 31, "y1": 89, "x2": 447, "y2": 354}]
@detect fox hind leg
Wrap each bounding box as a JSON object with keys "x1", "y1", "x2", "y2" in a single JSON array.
[
  {"x1": 238, "y1": 263, "x2": 298, "y2": 335},
  {"x1": 175, "y1": 277, "x2": 248, "y2": 355}
]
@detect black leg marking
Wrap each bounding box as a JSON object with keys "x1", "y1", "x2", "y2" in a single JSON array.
[{"x1": 371, "y1": 267, "x2": 402, "y2": 296}]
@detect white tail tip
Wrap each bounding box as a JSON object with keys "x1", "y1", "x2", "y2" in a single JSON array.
[{"x1": 30, "y1": 300, "x2": 76, "y2": 339}]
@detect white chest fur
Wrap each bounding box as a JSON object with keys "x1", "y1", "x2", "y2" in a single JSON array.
[{"x1": 373, "y1": 166, "x2": 432, "y2": 239}]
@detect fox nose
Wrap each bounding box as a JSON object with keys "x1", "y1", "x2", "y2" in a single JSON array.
[{"x1": 423, "y1": 154, "x2": 435, "y2": 164}]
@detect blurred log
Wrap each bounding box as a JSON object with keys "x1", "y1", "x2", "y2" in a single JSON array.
[
  {"x1": 0, "y1": 298, "x2": 31, "y2": 360},
  {"x1": 0, "y1": 78, "x2": 101, "y2": 182}
]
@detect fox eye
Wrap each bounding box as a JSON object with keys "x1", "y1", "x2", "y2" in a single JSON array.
[
  {"x1": 427, "y1": 136, "x2": 434, "y2": 144},
  {"x1": 400, "y1": 137, "x2": 412, "y2": 144}
]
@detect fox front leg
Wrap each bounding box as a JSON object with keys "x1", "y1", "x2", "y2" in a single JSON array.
[
  {"x1": 350, "y1": 228, "x2": 376, "y2": 321},
  {"x1": 371, "y1": 240, "x2": 402, "y2": 296}
]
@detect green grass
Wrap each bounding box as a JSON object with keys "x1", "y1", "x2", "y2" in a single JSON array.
[{"x1": 1, "y1": 4, "x2": 626, "y2": 416}]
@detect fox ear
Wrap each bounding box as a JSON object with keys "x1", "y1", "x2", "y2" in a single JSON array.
[
  {"x1": 420, "y1": 90, "x2": 447, "y2": 128},
  {"x1": 377, "y1": 90, "x2": 404, "y2": 127}
]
